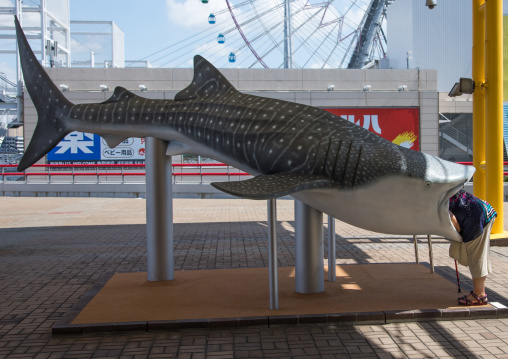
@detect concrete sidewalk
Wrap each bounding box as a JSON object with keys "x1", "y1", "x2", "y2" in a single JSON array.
[{"x1": 2, "y1": 197, "x2": 508, "y2": 358}]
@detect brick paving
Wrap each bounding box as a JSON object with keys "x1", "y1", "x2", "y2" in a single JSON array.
[{"x1": 2, "y1": 197, "x2": 508, "y2": 358}]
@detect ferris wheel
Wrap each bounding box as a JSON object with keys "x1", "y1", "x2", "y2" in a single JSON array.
[{"x1": 140, "y1": 0, "x2": 393, "y2": 69}]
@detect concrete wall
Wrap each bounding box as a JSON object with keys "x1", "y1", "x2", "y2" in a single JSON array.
[
  {"x1": 22, "y1": 67, "x2": 440, "y2": 158},
  {"x1": 438, "y1": 93, "x2": 473, "y2": 114},
  {"x1": 0, "y1": 183, "x2": 232, "y2": 199},
  {"x1": 43, "y1": 67, "x2": 437, "y2": 92}
]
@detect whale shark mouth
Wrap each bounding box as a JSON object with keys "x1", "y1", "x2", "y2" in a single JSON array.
[
  {"x1": 211, "y1": 156, "x2": 475, "y2": 241},
  {"x1": 288, "y1": 175, "x2": 471, "y2": 241}
]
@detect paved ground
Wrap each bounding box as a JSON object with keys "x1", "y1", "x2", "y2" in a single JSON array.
[{"x1": 2, "y1": 197, "x2": 508, "y2": 358}]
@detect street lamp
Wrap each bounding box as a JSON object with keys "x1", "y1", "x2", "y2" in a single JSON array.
[{"x1": 426, "y1": 0, "x2": 437, "y2": 9}]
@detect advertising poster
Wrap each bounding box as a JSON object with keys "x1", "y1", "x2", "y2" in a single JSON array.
[
  {"x1": 47, "y1": 132, "x2": 145, "y2": 164},
  {"x1": 323, "y1": 107, "x2": 420, "y2": 150},
  {"x1": 100, "y1": 137, "x2": 146, "y2": 160}
]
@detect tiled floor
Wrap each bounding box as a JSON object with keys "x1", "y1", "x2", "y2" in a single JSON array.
[{"x1": 2, "y1": 197, "x2": 508, "y2": 358}]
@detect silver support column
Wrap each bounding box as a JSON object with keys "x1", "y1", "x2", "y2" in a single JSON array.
[
  {"x1": 145, "y1": 137, "x2": 174, "y2": 281},
  {"x1": 15, "y1": 0, "x2": 23, "y2": 126},
  {"x1": 327, "y1": 215, "x2": 336, "y2": 282},
  {"x1": 427, "y1": 235, "x2": 434, "y2": 273},
  {"x1": 295, "y1": 200, "x2": 324, "y2": 293},
  {"x1": 268, "y1": 199, "x2": 279, "y2": 310},
  {"x1": 413, "y1": 235, "x2": 419, "y2": 264},
  {"x1": 40, "y1": 0, "x2": 47, "y2": 67}
]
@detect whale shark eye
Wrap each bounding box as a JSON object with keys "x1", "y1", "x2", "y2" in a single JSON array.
[{"x1": 425, "y1": 181, "x2": 432, "y2": 187}]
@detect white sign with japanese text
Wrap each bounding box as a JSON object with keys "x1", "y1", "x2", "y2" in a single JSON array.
[{"x1": 100, "y1": 137, "x2": 146, "y2": 160}]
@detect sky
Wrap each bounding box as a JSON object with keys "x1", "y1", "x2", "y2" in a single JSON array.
[
  {"x1": 67, "y1": 0, "x2": 369, "y2": 68},
  {"x1": 69, "y1": 0, "x2": 255, "y2": 68},
  {"x1": 69, "y1": 0, "x2": 215, "y2": 62},
  {"x1": 0, "y1": 0, "x2": 373, "y2": 82},
  {"x1": 0, "y1": 0, "x2": 232, "y2": 79}
]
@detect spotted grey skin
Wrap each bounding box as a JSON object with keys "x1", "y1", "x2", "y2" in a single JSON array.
[
  {"x1": 15, "y1": 16, "x2": 474, "y2": 240},
  {"x1": 17, "y1": 13, "x2": 420, "y2": 190}
]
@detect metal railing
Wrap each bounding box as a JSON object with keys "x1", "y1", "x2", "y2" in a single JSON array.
[
  {"x1": 457, "y1": 161, "x2": 508, "y2": 176},
  {"x1": 0, "y1": 163, "x2": 251, "y2": 184},
  {"x1": 0, "y1": 73, "x2": 17, "y2": 103},
  {"x1": 3, "y1": 161, "x2": 503, "y2": 185},
  {"x1": 439, "y1": 123, "x2": 473, "y2": 155}
]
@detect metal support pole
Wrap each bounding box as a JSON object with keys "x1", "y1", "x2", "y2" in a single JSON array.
[
  {"x1": 413, "y1": 235, "x2": 419, "y2": 264},
  {"x1": 15, "y1": 0, "x2": 23, "y2": 130},
  {"x1": 472, "y1": 0, "x2": 486, "y2": 200},
  {"x1": 268, "y1": 199, "x2": 278, "y2": 310},
  {"x1": 283, "y1": 0, "x2": 293, "y2": 68},
  {"x1": 327, "y1": 215, "x2": 336, "y2": 282},
  {"x1": 295, "y1": 200, "x2": 324, "y2": 293},
  {"x1": 485, "y1": 0, "x2": 504, "y2": 235},
  {"x1": 145, "y1": 137, "x2": 174, "y2": 281},
  {"x1": 40, "y1": 0, "x2": 47, "y2": 67},
  {"x1": 427, "y1": 235, "x2": 434, "y2": 273}
]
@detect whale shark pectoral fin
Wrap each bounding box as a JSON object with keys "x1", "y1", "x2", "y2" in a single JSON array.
[
  {"x1": 102, "y1": 135, "x2": 128, "y2": 148},
  {"x1": 166, "y1": 141, "x2": 191, "y2": 156},
  {"x1": 102, "y1": 87, "x2": 137, "y2": 104},
  {"x1": 174, "y1": 55, "x2": 238, "y2": 101},
  {"x1": 211, "y1": 173, "x2": 337, "y2": 200}
]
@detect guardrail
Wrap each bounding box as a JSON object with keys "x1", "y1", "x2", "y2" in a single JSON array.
[
  {"x1": 1, "y1": 161, "x2": 506, "y2": 185},
  {"x1": 440, "y1": 124, "x2": 473, "y2": 154},
  {"x1": 0, "y1": 163, "x2": 251, "y2": 185}
]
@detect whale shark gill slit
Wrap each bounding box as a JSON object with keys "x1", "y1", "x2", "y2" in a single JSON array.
[
  {"x1": 352, "y1": 145, "x2": 363, "y2": 187},
  {"x1": 341, "y1": 141, "x2": 353, "y2": 185}
]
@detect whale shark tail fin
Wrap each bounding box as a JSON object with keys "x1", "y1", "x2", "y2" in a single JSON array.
[
  {"x1": 14, "y1": 16, "x2": 73, "y2": 172},
  {"x1": 211, "y1": 173, "x2": 337, "y2": 200},
  {"x1": 174, "y1": 55, "x2": 238, "y2": 101}
]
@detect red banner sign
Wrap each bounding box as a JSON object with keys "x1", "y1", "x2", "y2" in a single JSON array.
[{"x1": 323, "y1": 108, "x2": 420, "y2": 151}]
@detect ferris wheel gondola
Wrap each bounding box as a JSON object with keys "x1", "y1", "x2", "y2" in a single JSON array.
[{"x1": 208, "y1": 14, "x2": 216, "y2": 24}]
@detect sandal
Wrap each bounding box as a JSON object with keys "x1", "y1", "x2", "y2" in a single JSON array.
[{"x1": 458, "y1": 291, "x2": 488, "y2": 306}]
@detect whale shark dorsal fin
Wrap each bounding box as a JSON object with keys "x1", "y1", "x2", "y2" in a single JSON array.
[
  {"x1": 102, "y1": 87, "x2": 137, "y2": 104},
  {"x1": 211, "y1": 173, "x2": 337, "y2": 200},
  {"x1": 174, "y1": 55, "x2": 238, "y2": 101}
]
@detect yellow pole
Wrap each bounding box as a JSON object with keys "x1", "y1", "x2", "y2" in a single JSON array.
[
  {"x1": 485, "y1": 0, "x2": 504, "y2": 234},
  {"x1": 472, "y1": 0, "x2": 486, "y2": 200}
]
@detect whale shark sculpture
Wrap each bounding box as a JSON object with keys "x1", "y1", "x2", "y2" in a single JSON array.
[{"x1": 14, "y1": 17, "x2": 473, "y2": 241}]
